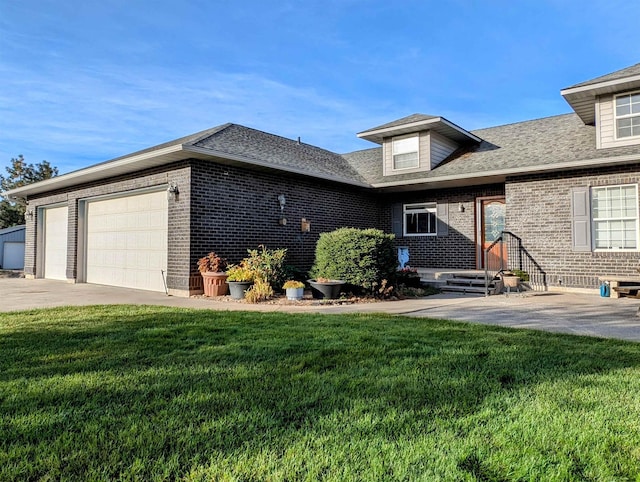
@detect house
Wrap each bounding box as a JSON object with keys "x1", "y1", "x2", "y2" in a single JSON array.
[
  {"x1": 5, "y1": 63, "x2": 640, "y2": 295},
  {"x1": 0, "y1": 224, "x2": 25, "y2": 270}
]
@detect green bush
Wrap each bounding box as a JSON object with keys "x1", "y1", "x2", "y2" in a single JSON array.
[
  {"x1": 310, "y1": 227, "x2": 396, "y2": 293},
  {"x1": 242, "y1": 245, "x2": 288, "y2": 290}
]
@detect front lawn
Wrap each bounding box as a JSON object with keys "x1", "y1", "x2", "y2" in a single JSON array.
[{"x1": 1, "y1": 306, "x2": 640, "y2": 480}]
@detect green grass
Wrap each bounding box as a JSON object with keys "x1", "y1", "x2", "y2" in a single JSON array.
[{"x1": 2, "y1": 306, "x2": 640, "y2": 481}]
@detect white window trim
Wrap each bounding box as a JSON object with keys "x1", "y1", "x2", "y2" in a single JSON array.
[
  {"x1": 614, "y1": 91, "x2": 640, "y2": 141},
  {"x1": 403, "y1": 202, "x2": 437, "y2": 237},
  {"x1": 392, "y1": 134, "x2": 419, "y2": 171},
  {"x1": 591, "y1": 183, "x2": 640, "y2": 252}
]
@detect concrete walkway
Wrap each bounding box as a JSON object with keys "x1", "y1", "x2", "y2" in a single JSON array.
[{"x1": 1, "y1": 278, "x2": 640, "y2": 342}]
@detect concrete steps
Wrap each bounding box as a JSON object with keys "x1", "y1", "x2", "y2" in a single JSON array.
[{"x1": 419, "y1": 270, "x2": 501, "y2": 295}]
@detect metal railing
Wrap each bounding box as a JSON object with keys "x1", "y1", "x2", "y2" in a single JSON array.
[{"x1": 483, "y1": 231, "x2": 547, "y2": 296}]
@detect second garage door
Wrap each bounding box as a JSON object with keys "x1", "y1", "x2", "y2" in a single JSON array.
[{"x1": 86, "y1": 191, "x2": 168, "y2": 292}]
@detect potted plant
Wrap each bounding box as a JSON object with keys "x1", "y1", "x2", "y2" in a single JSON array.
[
  {"x1": 283, "y1": 280, "x2": 305, "y2": 300},
  {"x1": 501, "y1": 271, "x2": 521, "y2": 291},
  {"x1": 197, "y1": 251, "x2": 228, "y2": 297},
  {"x1": 226, "y1": 264, "x2": 255, "y2": 300},
  {"x1": 307, "y1": 277, "x2": 345, "y2": 299}
]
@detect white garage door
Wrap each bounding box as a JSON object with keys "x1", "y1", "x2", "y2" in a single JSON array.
[
  {"x1": 86, "y1": 191, "x2": 168, "y2": 292},
  {"x1": 44, "y1": 206, "x2": 68, "y2": 280},
  {"x1": 3, "y1": 242, "x2": 25, "y2": 269}
]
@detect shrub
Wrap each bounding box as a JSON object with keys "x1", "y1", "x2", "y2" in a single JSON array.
[
  {"x1": 242, "y1": 245, "x2": 288, "y2": 291},
  {"x1": 310, "y1": 227, "x2": 396, "y2": 293}
]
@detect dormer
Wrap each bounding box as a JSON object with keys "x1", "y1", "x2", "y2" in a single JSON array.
[
  {"x1": 561, "y1": 63, "x2": 640, "y2": 149},
  {"x1": 357, "y1": 114, "x2": 482, "y2": 177}
]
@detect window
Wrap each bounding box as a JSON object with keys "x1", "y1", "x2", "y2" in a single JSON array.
[
  {"x1": 392, "y1": 134, "x2": 419, "y2": 170},
  {"x1": 615, "y1": 92, "x2": 640, "y2": 139},
  {"x1": 592, "y1": 185, "x2": 638, "y2": 250},
  {"x1": 404, "y1": 203, "x2": 436, "y2": 236}
]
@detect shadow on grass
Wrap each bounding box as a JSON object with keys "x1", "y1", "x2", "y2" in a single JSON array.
[{"x1": 2, "y1": 305, "x2": 640, "y2": 479}]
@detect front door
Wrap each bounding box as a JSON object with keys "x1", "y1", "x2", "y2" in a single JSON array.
[{"x1": 477, "y1": 197, "x2": 506, "y2": 269}]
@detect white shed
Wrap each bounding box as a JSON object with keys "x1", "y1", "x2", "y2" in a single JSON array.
[{"x1": 0, "y1": 225, "x2": 26, "y2": 270}]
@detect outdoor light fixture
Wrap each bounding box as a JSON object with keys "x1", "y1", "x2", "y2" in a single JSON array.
[
  {"x1": 278, "y1": 194, "x2": 287, "y2": 225},
  {"x1": 458, "y1": 202, "x2": 465, "y2": 213},
  {"x1": 25, "y1": 209, "x2": 34, "y2": 219},
  {"x1": 167, "y1": 182, "x2": 179, "y2": 200}
]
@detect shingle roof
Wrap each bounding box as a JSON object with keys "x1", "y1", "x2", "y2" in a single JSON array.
[
  {"x1": 342, "y1": 113, "x2": 640, "y2": 186},
  {"x1": 565, "y1": 63, "x2": 640, "y2": 89},
  {"x1": 358, "y1": 113, "x2": 439, "y2": 134},
  {"x1": 191, "y1": 124, "x2": 367, "y2": 184}
]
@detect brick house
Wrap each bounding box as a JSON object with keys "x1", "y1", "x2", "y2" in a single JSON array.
[{"x1": 5, "y1": 63, "x2": 640, "y2": 295}]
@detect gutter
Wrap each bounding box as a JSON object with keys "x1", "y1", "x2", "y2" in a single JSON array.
[{"x1": 371, "y1": 153, "x2": 640, "y2": 189}]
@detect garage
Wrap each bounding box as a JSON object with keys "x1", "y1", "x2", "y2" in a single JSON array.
[
  {"x1": 85, "y1": 190, "x2": 168, "y2": 292},
  {"x1": 43, "y1": 206, "x2": 69, "y2": 280}
]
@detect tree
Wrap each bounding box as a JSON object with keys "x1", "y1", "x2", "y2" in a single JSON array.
[{"x1": 0, "y1": 155, "x2": 59, "y2": 229}]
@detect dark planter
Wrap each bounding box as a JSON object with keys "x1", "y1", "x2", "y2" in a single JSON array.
[
  {"x1": 228, "y1": 281, "x2": 253, "y2": 300},
  {"x1": 308, "y1": 279, "x2": 345, "y2": 299}
]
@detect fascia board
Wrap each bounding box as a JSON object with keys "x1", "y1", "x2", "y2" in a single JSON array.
[
  {"x1": 371, "y1": 153, "x2": 640, "y2": 189},
  {"x1": 3, "y1": 144, "x2": 185, "y2": 198}
]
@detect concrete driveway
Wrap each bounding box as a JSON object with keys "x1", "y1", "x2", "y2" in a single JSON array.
[{"x1": 2, "y1": 278, "x2": 640, "y2": 342}]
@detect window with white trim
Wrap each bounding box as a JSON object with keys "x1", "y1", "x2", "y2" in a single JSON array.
[
  {"x1": 592, "y1": 184, "x2": 639, "y2": 250},
  {"x1": 392, "y1": 134, "x2": 419, "y2": 170},
  {"x1": 404, "y1": 203, "x2": 436, "y2": 236},
  {"x1": 615, "y1": 92, "x2": 640, "y2": 139}
]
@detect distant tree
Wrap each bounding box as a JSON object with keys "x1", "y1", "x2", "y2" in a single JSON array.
[{"x1": 0, "y1": 155, "x2": 58, "y2": 229}]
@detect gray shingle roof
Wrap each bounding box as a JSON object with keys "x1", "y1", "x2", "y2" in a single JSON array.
[
  {"x1": 358, "y1": 113, "x2": 438, "y2": 134},
  {"x1": 343, "y1": 113, "x2": 640, "y2": 185},
  {"x1": 191, "y1": 124, "x2": 368, "y2": 184},
  {"x1": 565, "y1": 63, "x2": 640, "y2": 89}
]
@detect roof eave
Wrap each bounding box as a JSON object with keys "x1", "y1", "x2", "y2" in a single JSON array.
[
  {"x1": 183, "y1": 146, "x2": 371, "y2": 188},
  {"x1": 357, "y1": 117, "x2": 481, "y2": 145},
  {"x1": 371, "y1": 153, "x2": 640, "y2": 192},
  {"x1": 4, "y1": 144, "x2": 187, "y2": 199},
  {"x1": 561, "y1": 74, "x2": 640, "y2": 125}
]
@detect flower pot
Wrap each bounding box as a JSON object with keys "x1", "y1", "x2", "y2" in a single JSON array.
[
  {"x1": 286, "y1": 287, "x2": 304, "y2": 300},
  {"x1": 201, "y1": 271, "x2": 228, "y2": 296},
  {"x1": 308, "y1": 279, "x2": 345, "y2": 299},
  {"x1": 228, "y1": 281, "x2": 253, "y2": 300},
  {"x1": 502, "y1": 275, "x2": 520, "y2": 289}
]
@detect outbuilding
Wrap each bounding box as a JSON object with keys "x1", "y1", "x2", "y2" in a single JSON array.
[{"x1": 0, "y1": 225, "x2": 26, "y2": 270}]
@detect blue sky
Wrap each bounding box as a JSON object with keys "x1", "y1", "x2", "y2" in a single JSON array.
[{"x1": 1, "y1": 0, "x2": 639, "y2": 176}]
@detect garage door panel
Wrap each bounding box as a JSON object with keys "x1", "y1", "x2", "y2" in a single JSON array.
[
  {"x1": 44, "y1": 206, "x2": 68, "y2": 280},
  {"x1": 86, "y1": 191, "x2": 167, "y2": 292}
]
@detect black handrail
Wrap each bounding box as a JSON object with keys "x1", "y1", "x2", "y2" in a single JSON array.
[{"x1": 483, "y1": 231, "x2": 547, "y2": 296}]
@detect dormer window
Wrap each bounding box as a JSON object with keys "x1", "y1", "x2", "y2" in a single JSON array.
[
  {"x1": 615, "y1": 92, "x2": 640, "y2": 139},
  {"x1": 392, "y1": 134, "x2": 419, "y2": 170}
]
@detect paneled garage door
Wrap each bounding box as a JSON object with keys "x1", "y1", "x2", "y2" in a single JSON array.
[
  {"x1": 43, "y1": 206, "x2": 68, "y2": 280},
  {"x1": 86, "y1": 191, "x2": 168, "y2": 292}
]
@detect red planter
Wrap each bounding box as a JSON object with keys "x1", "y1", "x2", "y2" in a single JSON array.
[{"x1": 201, "y1": 271, "x2": 229, "y2": 296}]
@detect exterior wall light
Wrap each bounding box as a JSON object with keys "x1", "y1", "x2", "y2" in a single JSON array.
[
  {"x1": 167, "y1": 182, "x2": 179, "y2": 201},
  {"x1": 458, "y1": 202, "x2": 465, "y2": 213},
  {"x1": 25, "y1": 209, "x2": 34, "y2": 219}
]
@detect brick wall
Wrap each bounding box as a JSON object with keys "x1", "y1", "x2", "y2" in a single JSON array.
[
  {"x1": 382, "y1": 184, "x2": 505, "y2": 269},
  {"x1": 506, "y1": 165, "x2": 640, "y2": 289},
  {"x1": 189, "y1": 160, "x2": 380, "y2": 290}
]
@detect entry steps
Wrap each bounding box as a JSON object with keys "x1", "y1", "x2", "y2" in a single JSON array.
[{"x1": 418, "y1": 269, "x2": 501, "y2": 295}]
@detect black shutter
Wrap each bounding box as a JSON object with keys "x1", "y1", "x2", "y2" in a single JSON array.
[{"x1": 391, "y1": 203, "x2": 403, "y2": 237}]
